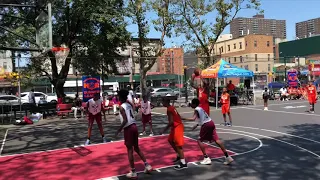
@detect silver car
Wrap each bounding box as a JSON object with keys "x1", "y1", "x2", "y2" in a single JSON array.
[{"x1": 151, "y1": 88, "x2": 175, "y2": 97}]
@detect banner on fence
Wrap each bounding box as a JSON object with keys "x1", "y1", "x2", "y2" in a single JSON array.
[
  {"x1": 82, "y1": 76, "x2": 100, "y2": 102},
  {"x1": 287, "y1": 70, "x2": 298, "y2": 87}
]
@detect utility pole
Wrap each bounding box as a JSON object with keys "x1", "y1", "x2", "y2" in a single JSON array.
[{"x1": 183, "y1": 65, "x2": 188, "y2": 103}]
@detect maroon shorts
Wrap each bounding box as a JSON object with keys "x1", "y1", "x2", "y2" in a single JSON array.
[
  {"x1": 142, "y1": 113, "x2": 152, "y2": 124},
  {"x1": 124, "y1": 124, "x2": 139, "y2": 147},
  {"x1": 88, "y1": 113, "x2": 102, "y2": 126},
  {"x1": 199, "y1": 121, "x2": 219, "y2": 142}
]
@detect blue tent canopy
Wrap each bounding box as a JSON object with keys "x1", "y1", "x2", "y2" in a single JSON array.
[{"x1": 217, "y1": 60, "x2": 254, "y2": 78}]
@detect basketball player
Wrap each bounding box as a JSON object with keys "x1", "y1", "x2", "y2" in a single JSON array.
[
  {"x1": 220, "y1": 87, "x2": 232, "y2": 126},
  {"x1": 115, "y1": 89, "x2": 153, "y2": 179},
  {"x1": 85, "y1": 93, "x2": 108, "y2": 145},
  {"x1": 182, "y1": 98, "x2": 234, "y2": 165},
  {"x1": 307, "y1": 81, "x2": 317, "y2": 113},
  {"x1": 140, "y1": 95, "x2": 154, "y2": 136},
  {"x1": 199, "y1": 79, "x2": 210, "y2": 116},
  {"x1": 161, "y1": 97, "x2": 187, "y2": 170}
]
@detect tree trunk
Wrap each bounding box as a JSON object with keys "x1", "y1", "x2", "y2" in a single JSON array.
[
  {"x1": 140, "y1": 62, "x2": 147, "y2": 97},
  {"x1": 53, "y1": 79, "x2": 65, "y2": 98}
]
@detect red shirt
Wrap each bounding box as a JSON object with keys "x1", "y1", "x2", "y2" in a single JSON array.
[
  {"x1": 227, "y1": 83, "x2": 235, "y2": 91},
  {"x1": 167, "y1": 106, "x2": 183, "y2": 128},
  {"x1": 199, "y1": 87, "x2": 210, "y2": 115},
  {"x1": 307, "y1": 85, "x2": 317, "y2": 96},
  {"x1": 221, "y1": 93, "x2": 230, "y2": 104}
]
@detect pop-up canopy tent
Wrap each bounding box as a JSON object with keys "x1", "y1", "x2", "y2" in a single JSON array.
[{"x1": 201, "y1": 59, "x2": 255, "y2": 108}]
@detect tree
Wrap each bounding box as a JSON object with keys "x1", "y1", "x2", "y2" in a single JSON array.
[
  {"x1": 127, "y1": 0, "x2": 174, "y2": 96},
  {"x1": 26, "y1": 0, "x2": 130, "y2": 98},
  {"x1": 172, "y1": 0, "x2": 261, "y2": 67}
]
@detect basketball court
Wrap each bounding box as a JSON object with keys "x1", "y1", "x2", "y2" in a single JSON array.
[{"x1": 1, "y1": 100, "x2": 319, "y2": 180}]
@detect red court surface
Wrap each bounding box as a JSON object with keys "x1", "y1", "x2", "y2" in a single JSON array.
[{"x1": 0, "y1": 135, "x2": 235, "y2": 180}]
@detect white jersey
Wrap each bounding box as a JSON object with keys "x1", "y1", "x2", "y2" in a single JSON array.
[
  {"x1": 140, "y1": 101, "x2": 151, "y2": 115},
  {"x1": 120, "y1": 102, "x2": 136, "y2": 128},
  {"x1": 127, "y1": 90, "x2": 134, "y2": 103},
  {"x1": 195, "y1": 107, "x2": 211, "y2": 125},
  {"x1": 87, "y1": 98, "x2": 102, "y2": 115}
]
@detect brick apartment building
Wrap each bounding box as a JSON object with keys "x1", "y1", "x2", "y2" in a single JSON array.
[
  {"x1": 157, "y1": 48, "x2": 184, "y2": 75},
  {"x1": 208, "y1": 34, "x2": 274, "y2": 74},
  {"x1": 230, "y1": 14, "x2": 286, "y2": 39},
  {"x1": 296, "y1": 17, "x2": 320, "y2": 39}
]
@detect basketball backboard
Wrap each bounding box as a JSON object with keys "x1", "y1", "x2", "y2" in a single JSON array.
[{"x1": 35, "y1": 3, "x2": 52, "y2": 51}]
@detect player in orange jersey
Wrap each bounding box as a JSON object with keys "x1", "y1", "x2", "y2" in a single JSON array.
[
  {"x1": 199, "y1": 79, "x2": 210, "y2": 116},
  {"x1": 306, "y1": 81, "x2": 317, "y2": 113},
  {"x1": 220, "y1": 87, "x2": 232, "y2": 126},
  {"x1": 161, "y1": 97, "x2": 187, "y2": 170}
]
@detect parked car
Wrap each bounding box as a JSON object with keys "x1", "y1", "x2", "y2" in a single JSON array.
[
  {"x1": 21, "y1": 92, "x2": 57, "y2": 104},
  {"x1": 0, "y1": 95, "x2": 22, "y2": 105},
  {"x1": 150, "y1": 88, "x2": 174, "y2": 97}
]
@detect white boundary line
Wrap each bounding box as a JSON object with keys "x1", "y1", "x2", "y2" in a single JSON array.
[
  {"x1": 183, "y1": 136, "x2": 238, "y2": 154},
  {"x1": 217, "y1": 128, "x2": 320, "y2": 158},
  {"x1": 97, "y1": 132, "x2": 263, "y2": 180},
  {"x1": 0, "y1": 134, "x2": 166, "y2": 158},
  {"x1": 216, "y1": 124, "x2": 320, "y2": 144},
  {"x1": 0, "y1": 129, "x2": 8, "y2": 156},
  {"x1": 241, "y1": 107, "x2": 320, "y2": 117}
]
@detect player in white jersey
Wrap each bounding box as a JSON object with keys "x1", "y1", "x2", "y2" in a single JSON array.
[
  {"x1": 182, "y1": 98, "x2": 234, "y2": 165},
  {"x1": 115, "y1": 89, "x2": 153, "y2": 179},
  {"x1": 85, "y1": 93, "x2": 108, "y2": 145},
  {"x1": 127, "y1": 85, "x2": 136, "y2": 112},
  {"x1": 140, "y1": 95, "x2": 155, "y2": 136}
]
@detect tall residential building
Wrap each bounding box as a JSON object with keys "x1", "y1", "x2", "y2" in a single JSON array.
[
  {"x1": 296, "y1": 17, "x2": 320, "y2": 39},
  {"x1": 207, "y1": 34, "x2": 274, "y2": 74},
  {"x1": 157, "y1": 48, "x2": 184, "y2": 75},
  {"x1": 230, "y1": 14, "x2": 286, "y2": 39}
]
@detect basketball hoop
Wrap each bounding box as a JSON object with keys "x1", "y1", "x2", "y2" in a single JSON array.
[{"x1": 52, "y1": 46, "x2": 70, "y2": 65}]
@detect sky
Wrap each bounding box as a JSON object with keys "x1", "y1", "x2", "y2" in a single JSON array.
[{"x1": 127, "y1": 0, "x2": 320, "y2": 48}]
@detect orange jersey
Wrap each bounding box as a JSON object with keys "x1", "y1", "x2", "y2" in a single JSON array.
[
  {"x1": 167, "y1": 106, "x2": 183, "y2": 128},
  {"x1": 307, "y1": 85, "x2": 317, "y2": 96},
  {"x1": 199, "y1": 87, "x2": 210, "y2": 115},
  {"x1": 221, "y1": 93, "x2": 230, "y2": 104}
]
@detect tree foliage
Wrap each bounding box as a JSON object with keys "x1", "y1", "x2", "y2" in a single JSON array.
[
  {"x1": 127, "y1": 0, "x2": 174, "y2": 96},
  {"x1": 1, "y1": 0, "x2": 131, "y2": 97},
  {"x1": 172, "y1": 0, "x2": 261, "y2": 67}
]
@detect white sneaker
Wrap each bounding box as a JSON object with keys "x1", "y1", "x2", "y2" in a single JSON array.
[
  {"x1": 139, "y1": 131, "x2": 146, "y2": 136},
  {"x1": 264, "y1": 107, "x2": 268, "y2": 111},
  {"x1": 103, "y1": 137, "x2": 107, "y2": 143},
  {"x1": 126, "y1": 171, "x2": 138, "y2": 179},
  {"x1": 84, "y1": 139, "x2": 90, "y2": 146},
  {"x1": 224, "y1": 156, "x2": 234, "y2": 165},
  {"x1": 144, "y1": 164, "x2": 153, "y2": 173},
  {"x1": 149, "y1": 133, "x2": 154, "y2": 137},
  {"x1": 200, "y1": 157, "x2": 212, "y2": 165}
]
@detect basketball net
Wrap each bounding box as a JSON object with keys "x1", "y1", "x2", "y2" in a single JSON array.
[{"x1": 52, "y1": 45, "x2": 70, "y2": 66}]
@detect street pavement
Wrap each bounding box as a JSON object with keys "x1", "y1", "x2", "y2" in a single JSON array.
[{"x1": 0, "y1": 100, "x2": 319, "y2": 180}]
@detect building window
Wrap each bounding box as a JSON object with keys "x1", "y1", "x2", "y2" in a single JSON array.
[
  {"x1": 3, "y1": 62, "x2": 7, "y2": 70},
  {"x1": 228, "y1": 45, "x2": 230, "y2": 51},
  {"x1": 255, "y1": 64, "x2": 258, "y2": 71},
  {"x1": 255, "y1": 54, "x2": 258, "y2": 61},
  {"x1": 221, "y1": 47, "x2": 223, "y2": 53},
  {"x1": 268, "y1": 64, "x2": 271, "y2": 72},
  {"x1": 240, "y1": 56, "x2": 243, "y2": 62},
  {"x1": 268, "y1": 54, "x2": 270, "y2": 61},
  {"x1": 246, "y1": 55, "x2": 248, "y2": 60},
  {"x1": 267, "y1": 41, "x2": 270, "y2": 47},
  {"x1": 228, "y1": 57, "x2": 231, "y2": 63},
  {"x1": 239, "y1": 42, "x2": 242, "y2": 49},
  {"x1": 234, "y1": 57, "x2": 236, "y2": 62},
  {"x1": 246, "y1": 41, "x2": 248, "y2": 46},
  {"x1": 254, "y1": 40, "x2": 257, "y2": 47},
  {"x1": 234, "y1": 43, "x2": 236, "y2": 49}
]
